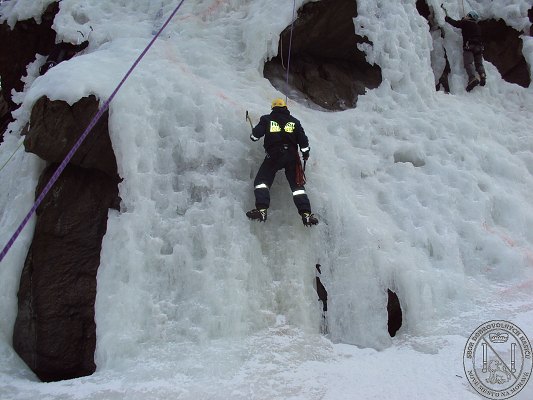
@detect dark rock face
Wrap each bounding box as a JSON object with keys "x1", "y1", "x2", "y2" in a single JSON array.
[
  {"x1": 13, "y1": 95, "x2": 120, "y2": 382},
  {"x1": 2, "y1": 0, "x2": 119, "y2": 383},
  {"x1": 416, "y1": 0, "x2": 430, "y2": 18},
  {"x1": 480, "y1": 19, "x2": 530, "y2": 88},
  {"x1": 0, "y1": 2, "x2": 58, "y2": 110},
  {"x1": 24, "y1": 96, "x2": 118, "y2": 178},
  {"x1": 0, "y1": 91, "x2": 8, "y2": 142},
  {"x1": 13, "y1": 164, "x2": 119, "y2": 382},
  {"x1": 264, "y1": 0, "x2": 382, "y2": 110},
  {"x1": 387, "y1": 289, "x2": 402, "y2": 337}
]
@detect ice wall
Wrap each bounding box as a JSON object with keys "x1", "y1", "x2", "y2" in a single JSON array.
[{"x1": 0, "y1": 0, "x2": 532, "y2": 374}]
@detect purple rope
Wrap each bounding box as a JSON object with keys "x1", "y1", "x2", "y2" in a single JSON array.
[
  {"x1": 284, "y1": 0, "x2": 297, "y2": 104},
  {"x1": 0, "y1": 0, "x2": 187, "y2": 263}
]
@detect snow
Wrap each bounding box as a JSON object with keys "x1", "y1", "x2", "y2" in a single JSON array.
[{"x1": 1, "y1": 0, "x2": 533, "y2": 398}]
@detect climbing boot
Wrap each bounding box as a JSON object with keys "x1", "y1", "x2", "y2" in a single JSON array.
[
  {"x1": 479, "y1": 73, "x2": 486, "y2": 86},
  {"x1": 246, "y1": 208, "x2": 267, "y2": 222},
  {"x1": 466, "y1": 77, "x2": 480, "y2": 92},
  {"x1": 301, "y1": 212, "x2": 318, "y2": 227}
]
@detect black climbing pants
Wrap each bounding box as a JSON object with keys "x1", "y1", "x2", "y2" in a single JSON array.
[{"x1": 253, "y1": 146, "x2": 311, "y2": 214}]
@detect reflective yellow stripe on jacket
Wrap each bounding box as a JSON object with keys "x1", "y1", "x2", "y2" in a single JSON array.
[{"x1": 270, "y1": 121, "x2": 296, "y2": 134}]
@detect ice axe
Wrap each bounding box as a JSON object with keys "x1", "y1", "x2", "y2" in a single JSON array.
[{"x1": 245, "y1": 110, "x2": 253, "y2": 129}]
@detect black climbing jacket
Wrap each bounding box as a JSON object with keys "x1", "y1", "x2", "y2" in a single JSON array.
[
  {"x1": 445, "y1": 16, "x2": 483, "y2": 49},
  {"x1": 250, "y1": 107, "x2": 309, "y2": 156}
]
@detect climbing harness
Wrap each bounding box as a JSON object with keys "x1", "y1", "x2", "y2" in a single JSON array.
[{"x1": 0, "y1": 0, "x2": 187, "y2": 263}]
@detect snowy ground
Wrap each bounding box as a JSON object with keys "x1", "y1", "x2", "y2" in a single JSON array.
[
  {"x1": 1, "y1": 304, "x2": 533, "y2": 400},
  {"x1": 1, "y1": 0, "x2": 533, "y2": 398}
]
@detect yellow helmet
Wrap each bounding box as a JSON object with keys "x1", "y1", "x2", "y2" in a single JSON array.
[{"x1": 271, "y1": 98, "x2": 287, "y2": 109}]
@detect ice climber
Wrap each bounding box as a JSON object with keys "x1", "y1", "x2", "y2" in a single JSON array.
[
  {"x1": 246, "y1": 98, "x2": 318, "y2": 227},
  {"x1": 444, "y1": 9, "x2": 486, "y2": 92}
]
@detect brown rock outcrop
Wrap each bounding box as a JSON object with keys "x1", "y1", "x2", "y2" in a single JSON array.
[
  {"x1": 481, "y1": 19, "x2": 530, "y2": 88},
  {"x1": 264, "y1": 0, "x2": 382, "y2": 110},
  {"x1": 13, "y1": 95, "x2": 120, "y2": 382},
  {"x1": 13, "y1": 163, "x2": 119, "y2": 382},
  {"x1": 24, "y1": 96, "x2": 117, "y2": 178}
]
